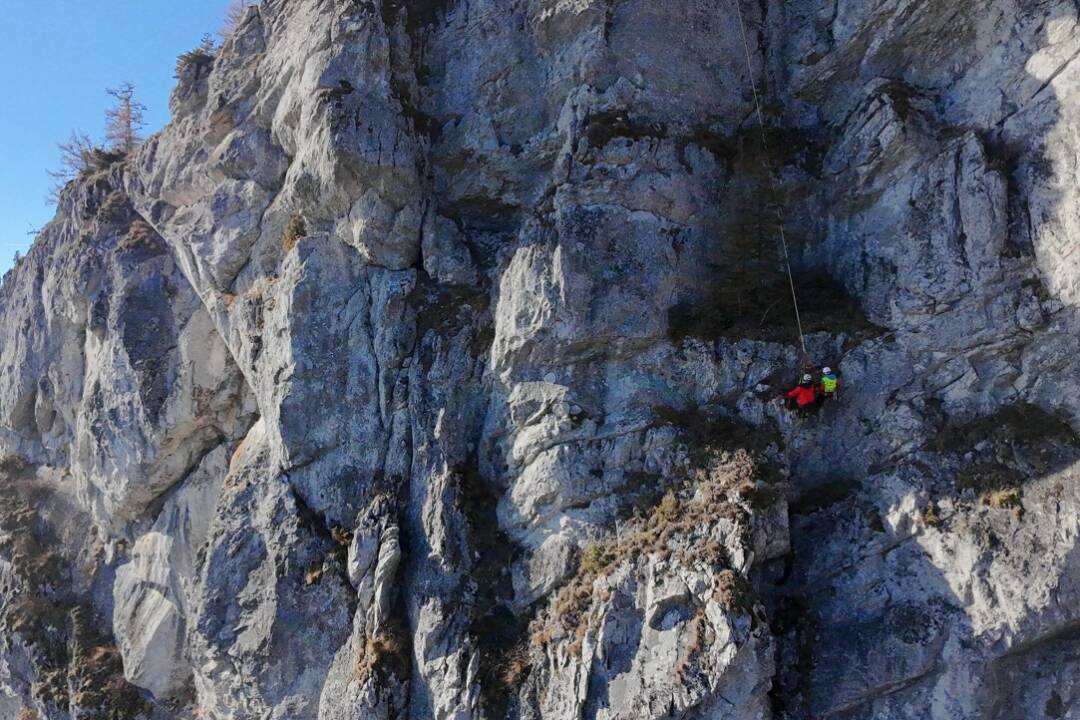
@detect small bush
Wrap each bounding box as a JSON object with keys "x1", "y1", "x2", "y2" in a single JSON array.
[
  {"x1": 331, "y1": 526, "x2": 353, "y2": 546},
  {"x1": 578, "y1": 544, "x2": 608, "y2": 576},
  {"x1": 656, "y1": 492, "x2": 680, "y2": 522},
  {"x1": 223, "y1": 0, "x2": 259, "y2": 37},
  {"x1": 98, "y1": 191, "x2": 131, "y2": 223},
  {"x1": 956, "y1": 463, "x2": 1023, "y2": 496},
  {"x1": 329, "y1": 526, "x2": 353, "y2": 564},
  {"x1": 282, "y1": 215, "x2": 307, "y2": 254},
  {"x1": 176, "y1": 34, "x2": 217, "y2": 77},
  {"x1": 176, "y1": 50, "x2": 214, "y2": 76},
  {"x1": 0, "y1": 453, "x2": 31, "y2": 477},
  {"x1": 652, "y1": 405, "x2": 780, "y2": 459},
  {"x1": 85, "y1": 148, "x2": 127, "y2": 172}
]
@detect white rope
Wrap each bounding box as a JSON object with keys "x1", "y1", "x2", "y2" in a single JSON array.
[{"x1": 732, "y1": 0, "x2": 808, "y2": 356}]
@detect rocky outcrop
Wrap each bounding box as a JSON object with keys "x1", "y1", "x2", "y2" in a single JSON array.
[
  {"x1": 0, "y1": 157, "x2": 254, "y2": 718},
  {"x1": 3, "y1": 0, "x2": 1080, "y2": 718}
]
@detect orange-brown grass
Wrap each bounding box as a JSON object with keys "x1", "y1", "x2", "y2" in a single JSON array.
[
  {"x1": 282, "y1": 215, "x2": 306, "y2": 254},
  {"x1": 353, "y1": 614, "x2": 411, "y2": 685},
  {"x1": 529, "y1": 446, "x2": 768, "y2": 657}
]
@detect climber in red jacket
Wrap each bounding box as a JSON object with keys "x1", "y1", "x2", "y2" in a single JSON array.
[{"x1": 785, "y1": 374, "x2": 819, "y2": 413}]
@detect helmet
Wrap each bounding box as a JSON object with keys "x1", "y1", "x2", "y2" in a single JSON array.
[
  {"x1": 823, "y1": 367, "x2": 832, "y2": 375},
  {"x1": 802, "y1": 374, "x2": 813, "y2": 383}
]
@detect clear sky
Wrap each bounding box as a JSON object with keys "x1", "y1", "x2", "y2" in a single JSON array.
[{"x1": 0, "y1": 1, "x2": 234, "y2": 276}]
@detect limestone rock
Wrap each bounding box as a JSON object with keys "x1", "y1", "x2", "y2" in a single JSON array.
[{"x1": 5, "y1": 0, "x2": 1080, "y2": 718}]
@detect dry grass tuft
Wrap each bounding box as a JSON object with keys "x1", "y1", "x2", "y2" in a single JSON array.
[
  {"x1": 655, "y1": 491, "x2": 680, "y2": 522},
  {"x1": 577, "y1": 543, "x2": 607, "y2": 576},
  {"x1": 985, "y1": 488, "x2": 1023, "y2": 515},
  {"x1": 331, "y1": 526, "x2": 354, "y2": 546},
  {"x1": 529, "y1": 437, "x2": 772, "y2": 656},
  {"x1": 120, "y1": 219, "x2": 160, "y2": 251},
  {"x1": 282, "y1": 215, "x2": 307, "y2": 254},
  {"x1": 501, "y1": 644, "x2": 531, "y2": 689},
  {"x1": 353, "y1": 621, "x2": 410, "y2": 685},
  {"x1": 675, "y1": 609, "x2": 712, "y2": 676},
  {"x1": 922, "y1": 502, "x2": 943, "y2": 529},
  {"x1": 67, "y1": 607, "x2": 149, "y2": 718},
  {"x1": 713, "y1": 569, "x2": 755, "y2": 614},
  {"x1": 304, "y1": 561, "x2": 324, "y2": 586}
]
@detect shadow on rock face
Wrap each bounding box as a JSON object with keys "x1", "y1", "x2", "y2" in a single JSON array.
[{"x1": 668, "y1": 271, "x2": 884, "y2": 348}]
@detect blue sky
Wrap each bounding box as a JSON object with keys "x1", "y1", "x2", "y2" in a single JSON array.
[{"x1": 0, "y1": 1, "x2": 232, "y2": 275}]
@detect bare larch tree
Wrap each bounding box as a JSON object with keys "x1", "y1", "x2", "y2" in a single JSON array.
[
  {"x1": 223, "y1": 0, "x2": 258, "y2": 38},
  {"x1": 105, "y1": 82, "x2": 146, "y2": 155}
]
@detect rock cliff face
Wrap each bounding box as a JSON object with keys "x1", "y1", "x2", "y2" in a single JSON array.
[{"x1": 3, "y1": 0, "x2": 1080, "y2": 718}]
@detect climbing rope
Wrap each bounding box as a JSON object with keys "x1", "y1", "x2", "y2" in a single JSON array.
[{"x1": 731, "y1": 0, "x2": 808, "y2": 357}]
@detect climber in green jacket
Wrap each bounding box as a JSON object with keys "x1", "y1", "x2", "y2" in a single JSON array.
[{"x1": 818, "y1": 366, "x2": 841, "y2": 401}]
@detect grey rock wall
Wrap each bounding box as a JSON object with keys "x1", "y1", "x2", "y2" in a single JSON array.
[{"x1": 2, "y1": 0, "x2": 1080, "y2": 718}]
